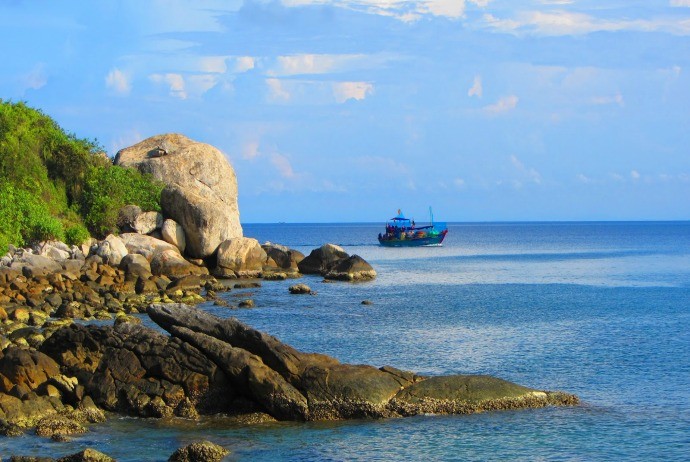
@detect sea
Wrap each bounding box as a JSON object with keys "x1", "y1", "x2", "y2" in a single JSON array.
[{"x1": 3, "y1": 222, "x2": 689, "y2": 461}]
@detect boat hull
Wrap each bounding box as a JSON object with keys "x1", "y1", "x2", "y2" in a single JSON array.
[{"x1": 378, "y1": 231, "x2": 447, "y2": 247}]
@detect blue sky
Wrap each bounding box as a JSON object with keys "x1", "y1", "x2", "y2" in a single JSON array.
[{"x1": 1, "y1": 0, "x2": 689, "y2": 222}]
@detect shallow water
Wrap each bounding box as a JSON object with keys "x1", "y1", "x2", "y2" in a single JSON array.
[{"x1": 3, "y1": 222, "x2": 689, "y2": 461}]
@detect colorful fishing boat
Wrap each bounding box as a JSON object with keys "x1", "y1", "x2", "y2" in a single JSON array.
[{"x1": 378, "y1": 208, "x2": 448, "y2": 247}]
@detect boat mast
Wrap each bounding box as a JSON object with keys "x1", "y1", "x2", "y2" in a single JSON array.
[{"x1": 429, "y1": 206, "x2": 434, "y2": 226}]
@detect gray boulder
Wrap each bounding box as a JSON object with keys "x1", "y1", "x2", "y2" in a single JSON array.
[
  {"x1": 133, "y1": 211, "x2": 163, "y2": 235},
  {"x1": 115, "y1": 133, "x2": 243, "y2": 258},
  {"x1": 95, "y1": 235, "x2": 128, "y2": 266}
]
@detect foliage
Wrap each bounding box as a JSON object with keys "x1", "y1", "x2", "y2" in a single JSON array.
[
  {"x1": 80, "y1": 164, "x2": 163, "y2": 238},
  {"x1": 0, "y1": 182, "x2": 65, "y2": 251},
  {"x1": 65, "y1": 223, "x2": 91, "y2": 246},
  {"x1": 0, "y1": 100, "x2": 163, "y2": 251}
]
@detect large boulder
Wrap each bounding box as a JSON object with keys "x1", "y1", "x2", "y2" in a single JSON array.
[
  {"x1": 95, "y1": 234, "x2": 128, "y2": 266},
  {"x1": 161, "y1": 219, "x2": 186, "y2": 254},
  {"x1": 325, "y1": 255, "x2": 376, "y2": 281},
  {"x1": 151, "y1": 249, "x2": 209, "y2": 278},
  {"x1": 133, "y1": 211, "x2": 163, "y2": 235},
  {"x1": 298, "y1": 244, "x2": 376, "y2": 281},
  {"x1": 168, "y1": 441, "x2": 229, "y2": 462},
  {"x1": 119, "y1": 233, "x2": 180, "y2": 261},
  {"x1": 297, "y1": 244, "x2": 348, "y2": 275},
  {"x1": 262, "y1": 242, "x2": 304, "y2": 272},
  {"x1": 114, "y1": 134, "x2": 242, "y2": 258},
  {"x1": 11, "y1": 253, "x2": 63, "y2": 278},
  {"x1": 215, "y1": 237, "x2": 266, "y2": 278}
]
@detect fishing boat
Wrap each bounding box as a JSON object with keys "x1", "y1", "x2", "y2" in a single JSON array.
[{"x1": 378, "y1": 208, "x2": 448, "y2": 247}]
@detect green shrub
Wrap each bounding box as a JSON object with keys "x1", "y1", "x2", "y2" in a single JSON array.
[
  {"x1": 0, "y1": 100, "x2": 163, "y2": 247},
  {"x1": 65, "y1": 223, "x2": 91, "y2": 246},
  {"x1": 0, "y1": 181, "x2": 65, "y2": 252},
  {"x1": 80, "y1": 164, "x2": 163, "y2": 237}
]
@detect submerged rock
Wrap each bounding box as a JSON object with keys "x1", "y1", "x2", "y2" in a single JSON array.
[{"x1": 168, "y1": 440, "x2": 229, "y2": 462}]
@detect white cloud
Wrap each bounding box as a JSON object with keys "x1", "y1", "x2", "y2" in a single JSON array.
[
  {"x1": 105, "y1": 68, "x2": 131, "y2": 95},
  {"x1": 266, "y1": 78, "x2": 291, "y2": 102},
  {"x1": 242, "y1": 141, "x2": 260, "y2": 160},
  {"x1": 468, "y1": 75, "x2": 483, "y2": 98},
  {"x1": 271, "y1": 153, "x2": 295, "y2": 178},
  {"x1": 511, "y1": 155, "x2": 542, "y2": 185},
  {"x1": 577, "y1": 173, "x2": 591, "y2": 183},
  {"x1": 591, "y1": 92, "x2": 624, "y2": 107},
  {"x1": 484, "y1": 95, "x2": 519, "y2": 114},
  {"x1": 234, "y1": 56, "x2": 256, "y2": 73},
  {"x1": 482, "y1": 10, "x2": 690, "y2": 36},
  {"x1": 671, "y1": 0, "x2": 690, "y2": 7},
  {"x1": 454, "y1": 178, "x2": 466, "y2": 188},
  {"x1": 274, "y1": 54, "x2": 337, "y2": 76},
  {"x1": 149, "y1": 73, "x2": 187, "y2": 99},
  {"x1": 22, "y1": 64, "x2": 48, "y2": 91},
  {"x1": 631, "y1": 170, "x2": 641, "y2": 180},
  {"x1": 333, "y1": 81, "x2": 374, "y2": 103},
  {"x1": 198, "y1": 56, "x2": 228, "y2": 74},
  {"x1": 280, "y1": 0, "x2": 491, "y2": 22}
]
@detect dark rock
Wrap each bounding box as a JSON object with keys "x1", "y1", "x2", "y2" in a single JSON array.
[
  {"x1": 361, "y1": 300, "x2": 373, "y2": 305},
  {"x1": 0, "y1": 347, "x2": 60, "y2": 392},
  {"x1": 297, "y1": 243, "x2": 348, "y2": 275},
  {"x1": 324, "y1": 255, "x2": 376, "y2": 281},
  {"x1": 117, "y1": 204, "x2": 143, "y2": 233},
  {"x1": 288, "y1": 284, "x2": 312, "y2": 295},
  {"x1": 237, "y1": 299, "x2": 254, "y2": 308}
]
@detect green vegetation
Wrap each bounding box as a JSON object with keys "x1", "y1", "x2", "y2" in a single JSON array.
[{"x1": 0, "y1": 100, "x2": 163, "y2": 253}]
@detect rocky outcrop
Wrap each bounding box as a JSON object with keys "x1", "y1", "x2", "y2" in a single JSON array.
[
  {"x1": 298, "y1": 244, "x2": 376, "y2": 281},
  {"x1": 114, "y1": 134, "x2": 243, "y2": 258},
  {"x1": 262, "y1": 242, "x2": 304, "y2": 272},
  {"x1": 95, "y1": 235, "x2": 128, "y2": 267},
  {"x1": 39, "y1": 322, "x2": 232, "y2": 418},
  {"x1": 215, "y1": 237, "x2": 266, "y2": 278},
  {"x1": 146, "y1": 303, "x2": 578, "y2": 421},
  {"x1": 169, "y1": 441, "x2": 229, "y2": 462}
]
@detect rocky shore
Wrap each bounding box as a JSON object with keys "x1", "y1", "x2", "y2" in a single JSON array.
[{"x1": 0, "y1": 134, "x2": 578, "y2": 459}]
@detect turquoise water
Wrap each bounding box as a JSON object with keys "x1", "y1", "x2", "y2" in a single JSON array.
[{"x1": 3, "y1": 222, "x2": 689, "y2": 460}]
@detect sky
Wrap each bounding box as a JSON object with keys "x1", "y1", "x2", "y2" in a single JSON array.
[{"x1": 1, "y1": 0, "x2": 689, "y2": 223}]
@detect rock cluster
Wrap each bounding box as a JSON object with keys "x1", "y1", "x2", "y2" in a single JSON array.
[
  {"x1": 298, "y1": 244, "x2": 377, "y2": 281},
  {"x1": 115, "y1": 133, "x2": 243, "y2": 259}
]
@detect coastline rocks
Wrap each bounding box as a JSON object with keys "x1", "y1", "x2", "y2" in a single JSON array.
[
  {"x1": 262, "y1": 242, "x2": 304, "y2": 272},
  {"x1": 151, "y1": 249, "x2": 209, "y2": 278},
  {"x1": 168, "y1": 441, "x2": 229, "y2": 462},
  {"x1": 133, "y1": 211, "x2": 164, "y2": 235},
  {"x1": 146, "y1": 303, "x2": 577, "y2": 421},
  {"x1": 298, "y1": 244, "x2": 376, "y2": 281},
  {"x1": 39, "y1": 322, "x2": 231, "y2": 417},
  {"x1": 215, "y1": 238, "x2": 266, "y2": 278},
  {"x1": 95, "y1": 235, "x2": 128, "y2": 267},
  {"x1": 115, "y1": 133, "x2": 243, "y2": 258},
  {"x1": 119, "y1": 233, "x2": 180, "y2": 261},
  {"x1": 324, "y1": 255, "x2": 377, "y2": 281}
]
